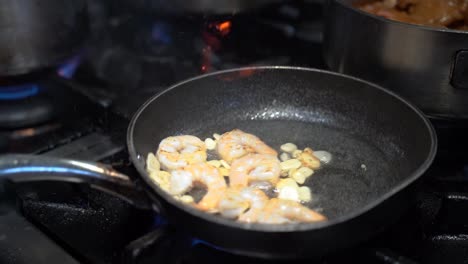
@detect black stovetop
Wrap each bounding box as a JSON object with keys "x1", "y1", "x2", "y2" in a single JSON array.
[{"x1": 2, "y1": 1, "x2": 468, "y2": 263}]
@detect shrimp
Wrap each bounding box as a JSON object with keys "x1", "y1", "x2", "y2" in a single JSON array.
[
  {"x1": 218, "y1": 186, "x2": 269, "y2": 219},
  {"x1": 261, "y1": 198, "x2": 326, "y2": 223},
  {"x1": 229, "y1": 154, "x2": 281, "y2": 188},
  {"x1": 241, "y1": 211, "x2": 292, "y2": 224},
  {"x1": 239, "y1": 198, "x2": 325, "y2": 224},
  {"x1": 156, "y1": 135, "x2": 207, "y2": 171},
  {"x1": 216, "y1": 129, "x2": 277, "y2": 163},
  {"x1": 170, "y1": 162, "x2": 227, "y2": 212}
]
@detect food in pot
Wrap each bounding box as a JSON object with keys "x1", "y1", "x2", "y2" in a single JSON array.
[
  {"x1": 147, "y1": 129, "x2": 330, "y2": 224},
  {"x1": 355, "y1": 0, "x2": 468, "y2": 30}
]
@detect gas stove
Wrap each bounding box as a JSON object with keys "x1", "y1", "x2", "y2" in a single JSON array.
[{"x1": 1, "y1": 1, "x2": 468, "y2": 263}]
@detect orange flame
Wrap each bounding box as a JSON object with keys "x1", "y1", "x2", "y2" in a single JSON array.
[{"x1": 216, "y1": 21, "x2": 232, "y2": 36}]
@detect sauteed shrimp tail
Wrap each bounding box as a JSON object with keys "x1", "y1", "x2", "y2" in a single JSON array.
[
  {"x1": 174, "y1": 162, "x2": 227, "y2": 212},
  {"x1": 264, "y1": 198, "x2": 326, "y2": 222},
  {"x1": 241, "y1": 211, "x2": 292, "y2": 224},
  {"x1": 229, "y1": 154, "x2": 281, "y2": 187},
  {"x1": 156, "y1": 135, "x2": 207, "y2": 171},
  {"x1": 216, "y1": 129, "x2": 277, "y2": 163},
  {"x1": 218, "y1": 186, "x2": 269, "y2": 219}
]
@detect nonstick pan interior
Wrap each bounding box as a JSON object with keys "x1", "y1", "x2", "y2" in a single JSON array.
[{"x1": 128, "y1": 66, "x2": 435, "y2": 228}]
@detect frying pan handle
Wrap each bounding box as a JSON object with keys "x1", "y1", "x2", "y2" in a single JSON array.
[{"x1": 0, "y1": 154, "x2": 152, "y2": 211}]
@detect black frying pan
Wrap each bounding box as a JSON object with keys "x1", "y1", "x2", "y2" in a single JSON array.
[{"x1": 0, "y1": 66, "x2": 436, "y2": 259}]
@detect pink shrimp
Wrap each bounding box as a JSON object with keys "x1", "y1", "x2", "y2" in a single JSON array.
[
  {"x1": 157, "y1": 135, "x2": 207, "y2": 171},
  {"x1": 218, "y1": 186, "x2": 269, "y2": 219},
  {"x1": 170, "y1": 162, "x2": 227, "y2": 212},
  {"x1": 261, "y1": 198, "x2": 326, "y2": 223},
  {"x1": 216, "y1": 129, "x2": 277, "y2": 163},
  {"x1": 229, "y1": 154, "x2": 281, "y2": 188}
]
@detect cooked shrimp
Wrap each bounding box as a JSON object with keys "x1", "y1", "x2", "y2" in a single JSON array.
[
  {"x1": 261, "y1": 198, "x2": 326, "y2": 223},
  {"x1": 229, "y1": 154, "x2": 281, "y2": 187},
  {"x1": 241, "y1": 211, "x2": 292, "y2": 224},
  {"x1": 216, "y1": 129, "x2": 277, "y2": 163},
  {"x1": 237, "y1": 198, "x2": 325, "y2": 224},
  {"x1": 157, "y1": 135, "x2": 207, "y2": 171},
  {"x1": 218, "y1": 186, "x2": 269, "y2": 219},
  {"x1": 170, "y1": 162, "x2": 227, "y2": 212}
]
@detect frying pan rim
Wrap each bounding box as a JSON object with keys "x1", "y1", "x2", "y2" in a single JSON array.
[
  {"x1": 127, "y1": 65, "x2": 437, "y2": 232},
  {"x1": 334, "y1": 0, "x2": 468, "y2": 35}
]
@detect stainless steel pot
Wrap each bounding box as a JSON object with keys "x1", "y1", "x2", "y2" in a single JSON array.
[
  {"x1": 323, "y1": 0, "x2": 468, "y2": 119},
  {"x1": 0, "y1": 0, "x2": 88, "y2": 75}
]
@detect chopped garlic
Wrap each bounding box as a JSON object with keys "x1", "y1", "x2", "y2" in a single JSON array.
[
  {"x1": 288, "y1": 168, "x2": 297, "y2": 178},
  {"x1": 298, "y1": 148, "x2": 321, "y2": 169},
  {"x1": 204, "y1": 138, "x2": 217, "y2": 150},
  {"x1": 292, "y1": 167, "x2": 314, "y2": 184},
  {"x1": 292, "y1": 150, "x2": 303, "y2": 158},
  {"x1": 304, "y1": 147, "x2": 314, "y2": 154},
  {"x1": 213, "y1": 133, "x2": 221, "y2": 140},
  {"x1": 280, "y1": 143, "x2": 298, "y2": 153},
  {"x1": 298, "y1": 186, "x2": 312, "y2": 202},
  {"x1": 292, "y1": 172, "x2": 306, "y2": 184},
  {"x1": 220, "y1": 160, "x2": 231, "y2": 169},
  {"x1": 313, "y1": 150, "x2": 332, "y2": 164},
  {"x1": 276, "y1": 178, "x2": 299, "y2": 189},
  {"x1": 218, "y1": 167, "x2": 230, "y2": 177},
  {"x1": 207, "y1": 160, "x2": 222, "y2": 168},
  {"x1": 149, "y1": 170, "x2": 171, "y2": 192},
  {"x1": 280, "y1": 159, "x2": 302, "y2": 171},
  {"x1": 180, "y1": 195, "x2": 195, "y2": 204},
  {"x1": 279, "y1": 152, "x2": 290, "y2": 162},
  {"x1": 146, "y1": 153, "x2": 160, "y2": 173},
  {"x1": 298, "y1": 167, "x2": 314, "y2": 177},
  {"x1": 278, "y1": 186, "x2": 300, "y2": 202}
]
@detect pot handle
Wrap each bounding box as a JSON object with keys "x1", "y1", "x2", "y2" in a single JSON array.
[
  {"x1": 451, "y1": 50, "x2": 468, "y2": 90},
  {"x1": 0, "y1": 154, "x2": 153, "y2": 211}
]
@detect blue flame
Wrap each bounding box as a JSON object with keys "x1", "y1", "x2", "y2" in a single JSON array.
[
  {"x1": 153, "y1": 214, "x2": 168, "y2": 227},
  {"x1": 151, "y1": 214, "x2": 226, "y2": 251},
  {"x1": 0, "y1": 84, "x2": 39, "y2": 100},
  {"x1": 191, "y1": 238, "x2": 225, "y2": 251},
  {"x1": 151, "y1": 22, "x2": 172, "y2": 44},
  {"x1": 57, "y1": 54, "x2": 83, "y2": 79}
]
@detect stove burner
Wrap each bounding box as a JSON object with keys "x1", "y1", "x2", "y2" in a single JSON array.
[
  {"x1": 152, "y1": 215, "x2": 225, "y2": 252},
  {"x1": 0, "y1": 51, "x2": 85, "y2": 131},
  {"x1": 0, "y1": 95, "x2": 54, "y2": 129},
  {"x1": 0, "y1": 74, "x2": 51, "y2": 129},
  {"x1": 0, "y1": 83, "x2": 39, "y2": 100}
]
